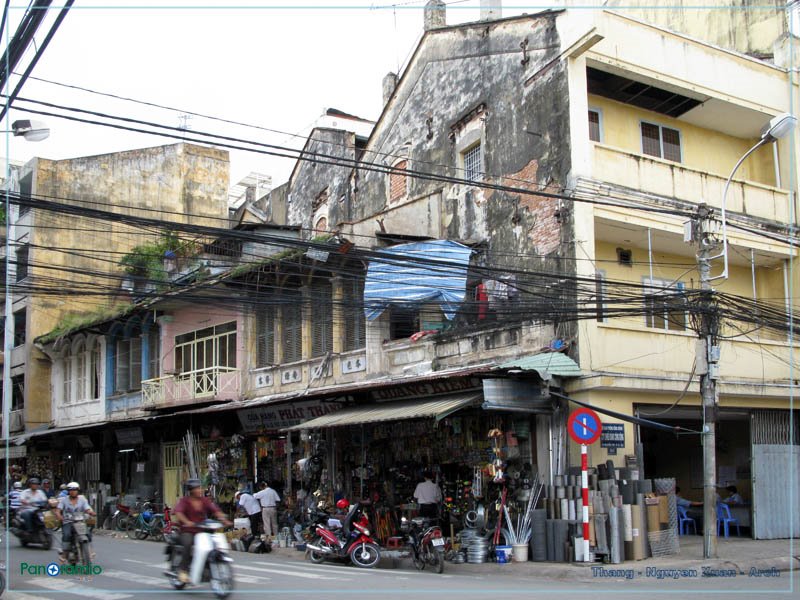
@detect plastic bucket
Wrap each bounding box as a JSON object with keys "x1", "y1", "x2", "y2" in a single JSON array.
[
  {"x1": 495, "y1": 545, "x2": 512, "y2": 563},
  {"x1": 512, "y1": 543, "x2": 529, "y2": 562}
]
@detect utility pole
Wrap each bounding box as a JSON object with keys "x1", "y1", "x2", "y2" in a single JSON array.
[{"x1": 692, "y1": 204, "x2": 720, "y2": 559}]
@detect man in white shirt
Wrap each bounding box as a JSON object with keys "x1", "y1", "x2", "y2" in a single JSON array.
[
  {"x1": 253, "y1": 482, "x2": 281, "y2": 540},
  {"x1": 235, "y1": 490, "x2": 262, "y2": 536},
  {"x1": 413, "y1": 471, "x2": 442, "y2": 520},
  {"x1": 18, "y1": 477, "x2": 48, "y2": 532}
]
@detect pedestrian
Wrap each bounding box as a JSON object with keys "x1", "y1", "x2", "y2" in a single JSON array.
[
  {"x1": 235, "y1": 490, "x2": 262, "y2": 536},
  {"x1": 42, "y1": 479, "x2": 55, "y2": 499},
  {"x1": 253, "y1": 481, "x2": 280, "y2": 541},
  {"x1": 675, "y1": 486, "x2": 702, "y2": 508},
  {"x1": 413, "y1": 471, "x2": 442, "y2": 520}
]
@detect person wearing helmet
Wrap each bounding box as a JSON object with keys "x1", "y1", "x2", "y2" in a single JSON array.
[
  {"x1": 58, "y1": 484, "x2": 68, "y2": 498},
  {"x1": 8, "y1": 481, "x2": 23, "y2": 516},
  {"x1": 54, "y1": 482, "x2": 95, "y2": 562},
  {"x1": 173, "y1": 479, "x2": 231, "y2": 583},
  {"x1": 19, "y1": 477, "x2": 48, "y2": 533},
  {"x1": 41, "y1": 479, "x2": 54, "y2": 499}
]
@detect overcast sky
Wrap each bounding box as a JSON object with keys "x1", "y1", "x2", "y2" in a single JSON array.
[{"x1": 3, "y1": 0, "x2": 552, "y2": 191}]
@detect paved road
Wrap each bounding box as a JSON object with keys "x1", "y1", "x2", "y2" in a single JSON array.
[{"x1": 2, "y1": 535, "x2": 796, "y2": 599}]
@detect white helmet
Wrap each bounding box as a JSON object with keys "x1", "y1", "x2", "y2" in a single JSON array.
[
  {"x1": 66, "y1": 481, "x2": 80, "y2": 491},
  {"x1": 13, "y1": 481, "x2": 22, "y2": 489}
]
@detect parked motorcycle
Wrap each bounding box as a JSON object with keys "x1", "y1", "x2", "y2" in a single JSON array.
[
  {"x1": 305, "y1": 503, "x2": 381, "y2": 568},
  {"x1": 62, "y1": 515, "x2": 93, "y2": 569},
  {"x1": 10, "y1": 502, "x2": 52, "y2": 550},
  {"x1": 401, "y1": 516, "x2": 445, "y2": 573},
  {"x1": 163, "y1": 520, "x2": 234, "y2": 599}
]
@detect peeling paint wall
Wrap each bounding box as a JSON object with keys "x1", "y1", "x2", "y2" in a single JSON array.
[
  {"x1": 344, "y1": 13, "x2": 576, "y2": 345},
  {"x1": 287, "y1": 128, "x2": 358, "y2": 235}
]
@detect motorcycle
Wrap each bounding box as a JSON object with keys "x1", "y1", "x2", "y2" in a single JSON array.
[
  {"x1": 10, "y1": 502, "x2": 52, "y2": 550},
  {"x1": 62, "y1": 515, "x2": 94, "y2": 569},
  {"x1": 164, "y1": 520, "x2": 234, "y2": 599},
  {"x1": 401, "y1": 516, "x2": 445, "y2": 574},
  {"x1": 305, "y1": 503, "x2": 381, "y2": 568}
]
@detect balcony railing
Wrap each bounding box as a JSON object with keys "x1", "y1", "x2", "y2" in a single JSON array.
[
  {"x1": 591, "y1": 143, "x2": 791, "y2": 223},
  {"x1": 142, "y1": 366, "x2": 240, "y2": 408}
]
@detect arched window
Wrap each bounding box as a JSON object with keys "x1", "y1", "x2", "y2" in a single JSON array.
[
  {"x1": 89, "y1": 338, "x2": 101, "y2": 399},
  {"x1": 62, "y1": 347, "x2": 73, "y2": 404},
  {"x1": 75, "y1": 340, "x2": 87, "y2": 401}
]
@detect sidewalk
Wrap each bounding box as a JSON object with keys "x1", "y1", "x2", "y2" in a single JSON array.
[{"x1": 95, "y1": 529, "x2": 798, "y2": 581}]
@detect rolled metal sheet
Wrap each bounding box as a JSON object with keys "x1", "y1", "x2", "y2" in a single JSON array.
[
  {"x1": 622, "y1": 504, "x2": 633, "y2": 542},
  {"x1": 608, "y1": 507, "x2": 621, "y2": 563},
  {"x1": 646, "y1": 503, "x2": 661, "y2": 533},
  {"x1": 593, "y1": 513, "x2": 608, "y2": 554},
  {"x1": 568, "y1": 499, "x2": 576, "y2": 521},
  {"x1": 640, "y1": 479, "x2": 653, "y2": 494},
  {"x1": 560, "y1": 498, "x2": 569, "y2": 521},
  {"x1": 630, "y1": 501, "x2": 646, "y2": 560},
  {"x1": 531, "y1": 509, "x2": 548, "y2": 561},
  {"x1": 606, "y1": 460, "x2": 617, "y2": 481},
  {"x1": 546, "y1": 519, "x2": 555, "y2": 562},
  {"x1": 620, "y1": 482, "x2": 634, "y2": 505}
]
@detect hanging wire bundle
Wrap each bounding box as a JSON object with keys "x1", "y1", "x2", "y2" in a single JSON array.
[
  {"x1": 501, "y1": 476, "x2": 544, "y2": 545},
  {"x1": 183, "y1": 430, "x2": 201, "y2": 480}
]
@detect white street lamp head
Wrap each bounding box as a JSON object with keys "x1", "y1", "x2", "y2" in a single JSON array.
[
  {"x1": 761, "y1": 113, "x2": 797, "y2": 142},
  {"x1": 10, "y1": 119, "x2": 49, "y2": 142}
]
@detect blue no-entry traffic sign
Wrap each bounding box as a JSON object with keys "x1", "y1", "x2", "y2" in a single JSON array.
[{"x1": 568, "y1": 408, "x2": 602, "y2": 445}]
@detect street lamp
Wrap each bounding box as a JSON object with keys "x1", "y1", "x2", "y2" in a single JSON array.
[
  {"x1": 8, "y1": 120, "x2": 50, "y2": 143},
  {"x1": 696, "y1": 111, "x2": 796, "y2": 560},
  {"x1": 3, "y1": 119, "x2": 49, "y2": 444},
  {"x1": 711, "y1": 112, "x2": 797, "y2": 281}
]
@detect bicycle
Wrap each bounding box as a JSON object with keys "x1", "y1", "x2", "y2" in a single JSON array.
[{"x1": 127, "y1": 504, "x2": 164, "y2": 541}]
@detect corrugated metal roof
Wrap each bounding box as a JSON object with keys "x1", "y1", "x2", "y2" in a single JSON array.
[
  {"x1": 284, "y1": 392, "x2": 482, "y2": 431},
  {"x1": 499, "y1": 353, "x2": 581, "y2": 378}
]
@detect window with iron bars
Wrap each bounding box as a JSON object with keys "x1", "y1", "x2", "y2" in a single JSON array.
[{"x1": 463, "y1": 143, "x2": 483, "y2": 182}]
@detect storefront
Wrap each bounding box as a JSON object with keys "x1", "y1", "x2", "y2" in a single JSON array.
[{"x1": 285, "y1": 377, "x2": 552, "y2": 546}]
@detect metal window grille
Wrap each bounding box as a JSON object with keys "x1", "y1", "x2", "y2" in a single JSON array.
[
  {"x1": 588, "y1": 110, "x2": 601, "y2": 142},
  {"x1": 463, "y1": 144, "x2": 483, "y2": 182}
]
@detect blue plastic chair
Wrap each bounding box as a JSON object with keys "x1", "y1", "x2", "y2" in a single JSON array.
[
  {"x1": 716, "y1": 502, "x2": 741, "y2": 538},
  {"x1": 677, "y1": 505, "x2": 696, "y2": 535}
]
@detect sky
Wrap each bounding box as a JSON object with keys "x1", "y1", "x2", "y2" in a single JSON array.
[{"x1": 2, "y1": 0, "x2": 558, "y2": 191}]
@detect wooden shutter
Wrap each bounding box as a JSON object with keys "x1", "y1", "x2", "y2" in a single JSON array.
[
  {"x1": 311, "y1": 281, "x2": 333, "y2": 357},
  {"x1": 256, "y1": 306, "x2": 276, "y2": 367},
  {"x1": 283, "y1": 289, "x2": 302, "y2": 363},
  {"x1": 130, "y1": 336, "x2": 143, "y2": 390},
  {"x1": 116, "y1": 339, "x2": 130, "y2": 392},
  {"x1": 343, "y1": 277, "x2": 366, "y2": 351}
]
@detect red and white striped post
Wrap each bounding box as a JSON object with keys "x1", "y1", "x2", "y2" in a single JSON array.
[{"x1": 581, "y1": 443, "x2": 590, "y2": 562}]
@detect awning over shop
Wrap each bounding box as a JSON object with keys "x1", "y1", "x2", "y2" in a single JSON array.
[
  {"x1": 363, "y1": 239, "x2": 472, "y2": 321},
  {"x1": 500, "y1": 353, "x2": 581, "y2": 379},
  {"x1": 284, "y1": 392, "x2": 482, "y2": 431}
]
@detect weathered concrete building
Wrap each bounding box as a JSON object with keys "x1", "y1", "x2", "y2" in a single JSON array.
[{"x1": 2, "y1": 143, "x2": 229, "y2": 435}]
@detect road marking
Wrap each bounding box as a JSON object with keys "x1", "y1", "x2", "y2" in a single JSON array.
[
  {"x1": 27, "y1": 578, "x2": 132, "y2": 600},
  {"x1": 4, "y1": 592, "x2": 55, "y2": 600},
  {"x1": 100, "y1": 569, "x2": 166, "y2": 587},
  {"x1": 235, "y1": 563, "x2": 346, "y2": 580}
]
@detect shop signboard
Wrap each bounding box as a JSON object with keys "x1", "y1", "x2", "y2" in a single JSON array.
[
  {"x1": 115, "y1": 427, "x2": 144, "y2": 445},
  {"x1": 237, "y1": 398, "x2": 345, "y2": 433},
  {"x1": 0, "y1": 444, "x2": 27, "y2": 459},
  {"x1": 371, "y1": 377, "x2": 481, "y2": 402},
  {"x1": 600, "y1": 423, "x2": 625, "y2": 455}
]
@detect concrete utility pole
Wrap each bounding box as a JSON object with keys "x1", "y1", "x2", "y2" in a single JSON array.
[{"x1": 691, "y1": 205, "x2": 720, "y2": 559}]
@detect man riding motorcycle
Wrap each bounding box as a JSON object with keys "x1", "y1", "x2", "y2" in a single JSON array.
[
  {"x1": 173, "y1": 479, "x2": 231, "y2": 584},
  {"x1": 18, "y1": 478, "x2": 48, "y2": 534},
  {"x1": 53, "y1": 482, "x2": 96, "y2": 562}
]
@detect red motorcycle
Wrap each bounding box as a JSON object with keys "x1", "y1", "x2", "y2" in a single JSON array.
[{"x1": 305, "y1": 501, "x2": 381, "y2": 568}]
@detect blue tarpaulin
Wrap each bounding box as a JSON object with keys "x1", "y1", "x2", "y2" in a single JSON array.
[{"x1": 363, "y1": 240, "x2": 473, "y2": 321}]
